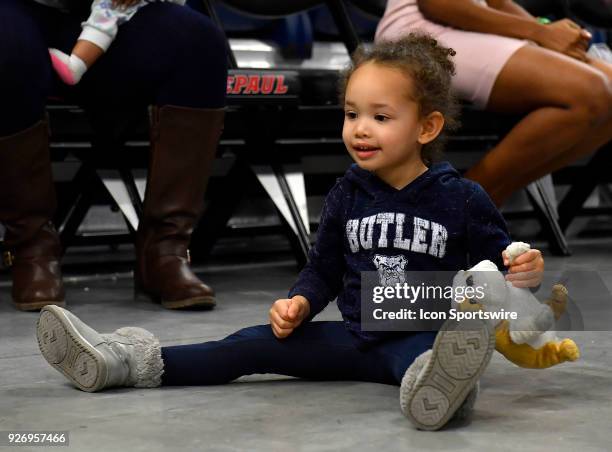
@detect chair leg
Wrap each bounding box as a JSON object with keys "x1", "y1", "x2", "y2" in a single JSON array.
[
  {"x1": 558, "y1": 145, "x2": 612, "y2": 232},
  {"x1": 274, "y1": 163, "x2": 311, "y2": 265},
  {"x1": 526, "y1": 178, "x2": 571, "y2": 256},
  {"x1": 97, "y1": 169, "x2": 140, "y2": 236},
  {"x1": 191, "y1": 158, "x2": 249, "y2": 260},
  {"x1": 252, "y1": 163, "x2": 311, "y2": 264},
  {"x1": 119, "y1": 168, "x2": 144, "y2": 219},
  {"x1": 59, "y1": 184, "x2": 96, "y2": 253}
]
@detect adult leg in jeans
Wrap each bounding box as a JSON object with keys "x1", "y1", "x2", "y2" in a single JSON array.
[
  {"x1": 72, "y1": 3, "x2": 227, "y2": 310},
  {"x1": 0, "y1": 0, "x2": 65, "y2": 311}
]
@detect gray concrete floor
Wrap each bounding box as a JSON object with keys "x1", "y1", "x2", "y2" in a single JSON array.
[{"x1": 1, "y1": 240, "x2": 612, "y2": 452}]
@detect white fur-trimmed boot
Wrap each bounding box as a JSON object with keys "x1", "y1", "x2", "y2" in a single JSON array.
[
  {"x1": 400, "y1": 318, "x2": 494, "y2": 430},
  {"x1": 37, "y1": 305, "x2": 164, "y2": 392}
]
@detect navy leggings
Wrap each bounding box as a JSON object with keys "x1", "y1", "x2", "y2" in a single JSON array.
[
  {"x1": 0, "y1": 0, "x2": 227, "y2": 136},
  {"x1": 161, "y1": 321, "x2": 437, "y2": 386}
]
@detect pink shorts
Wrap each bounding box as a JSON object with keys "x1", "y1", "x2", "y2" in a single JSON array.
[{"x1": 375, "y1": 0, "x2": 528, "y2": 109}]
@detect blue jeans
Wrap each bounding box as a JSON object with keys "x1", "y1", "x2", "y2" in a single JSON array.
[{"x1": 161, "y1": 322, "x2": 437, "y2": 386}]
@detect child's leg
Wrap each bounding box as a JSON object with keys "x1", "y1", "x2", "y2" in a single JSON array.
[
  {"x1": 37, "y1": 306, "x2": 491, "y2": 429},
  {"x1": 49, "y1": 0, "x2": 146, "y2": 85},
  {"x1": 367, "y1": 332, "x2": 438, "y2": 385},
  {"x1": 38, "y1": 305, "x2": 409, "y2": 391},
  {"x1": 161, "y1": 322, "x2": 406, "y2": 386},
  {"x1": 71, "y1": 41, "x2": 105, "y2": 68}
]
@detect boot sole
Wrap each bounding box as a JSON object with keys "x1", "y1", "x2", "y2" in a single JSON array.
[
  {"x1": 134, "y1": 284, "x2": 216, "y2": 310},
  {"x1": 400, "y1": 318, "x2": 495, "y2": 431},
  {"x1": 161, "y1": 296, "x2": 216, "y2": 310},
  {"x1": 36, "y1": 306, "x2": 107, "y2": 392},
  {"x1": 14, "y1": 300, "x2": 65, "y2": 312}
]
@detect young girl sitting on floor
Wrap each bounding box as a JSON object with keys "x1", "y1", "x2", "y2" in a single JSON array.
[
  {"x1": 49, "y1": 0, "x2": 185, "y2": 85},
  {"x1": 36, "y1": 34, "x2": 544, "y2": 431}
]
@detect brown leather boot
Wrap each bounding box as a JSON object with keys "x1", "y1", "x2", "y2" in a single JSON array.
[
  {"x1": 135, "y1": 105, "x2": 224, "y2": 309},
  {"x1": 0, "y1": 121, "x2": 65, "y2": 311}
]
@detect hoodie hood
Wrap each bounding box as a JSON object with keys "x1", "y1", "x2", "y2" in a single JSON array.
[{"x1": 345, "y1": 161, "x2": 461, "y2": 204}]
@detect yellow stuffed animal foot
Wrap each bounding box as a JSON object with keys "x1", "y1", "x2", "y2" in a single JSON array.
[
  {"x1": 494, "y1": 321, "x2": 580, "y2": 369},
  {"x1": 558, "y1": 338, "x2": 580, "y2": 362}
]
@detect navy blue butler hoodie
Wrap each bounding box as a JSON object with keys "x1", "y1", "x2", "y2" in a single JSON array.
[{"x1": 288, "y1": 162, "x2": 511, "y2": 344}]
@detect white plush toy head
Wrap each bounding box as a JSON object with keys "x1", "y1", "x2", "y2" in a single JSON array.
[{"x1": 452, "y1": 260, "x2": 507, "y2": 309}]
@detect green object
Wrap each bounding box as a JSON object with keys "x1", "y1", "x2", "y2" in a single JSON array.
[{"x1": 537, "y1": 17, "x2": 551, "y2": 25}]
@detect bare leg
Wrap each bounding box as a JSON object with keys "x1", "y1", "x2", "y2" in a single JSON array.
[
  {"x1": 464, "y1": 45, "x2": 612, "y2": 206},
  {"x1": 72, "y1": 40, "x2": 105, "y2": 68},
  {"x1": 493, "y1": 56, "x2": 612, "y2": 196},
  {"x1": 506, "y1": 54, "x2": 612, "y2": 187},
  {"x1": 509, "y1": 113, "x2": 612, "y2": 190},
  {"x1": 587, "y1": 57, "x2": 612, "y2": 81}
]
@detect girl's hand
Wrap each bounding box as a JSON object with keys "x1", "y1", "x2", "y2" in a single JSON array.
[
  {"x1": 534, "y1": 19, "x2": 591, "y2": 61},
  {"x1": 269, "y1": 296, "x2": 311, "y2": 339},
  {"x1": 503, "y1": 248, "x2": 544, "y2": 288},
  {"x1": 112, "y1": 0, "x2": 142, "y2": 9}
]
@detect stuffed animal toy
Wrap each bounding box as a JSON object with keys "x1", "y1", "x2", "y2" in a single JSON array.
[{"x1": 451, "y1": 242, "x2": 580, "y2": 369}]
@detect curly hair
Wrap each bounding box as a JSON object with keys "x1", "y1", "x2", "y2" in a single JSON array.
[{"x1": 339, "y1": 33, "x2": 460, "y2": 165}]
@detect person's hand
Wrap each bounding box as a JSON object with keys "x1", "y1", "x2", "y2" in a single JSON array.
[
  {"x1": 534, "y1": 18, "x2": 592, "y2": 61},
  {"x1": 269, "y1": 295, "x2": 311, "y2": 339},
  {"x1": 503, "y1": 248, "x2": 544, "y2": 288},
  {"x1": 112, "y1": 0, "x2": 142, "y2": 9}
]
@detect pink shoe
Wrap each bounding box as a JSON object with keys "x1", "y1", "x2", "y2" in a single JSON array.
[{"x1": 49, "y1": 49, "x2": 83, "y2": 85}]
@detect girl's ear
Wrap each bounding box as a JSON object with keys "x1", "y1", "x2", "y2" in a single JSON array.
[{"x1": 417, "y1": 111, "x2": 445, "y2": 145}]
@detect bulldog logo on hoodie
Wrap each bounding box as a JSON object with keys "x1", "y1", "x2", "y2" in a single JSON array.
[{"x1": 373, "y1": 254, "x2": 408, "y2": 286}]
